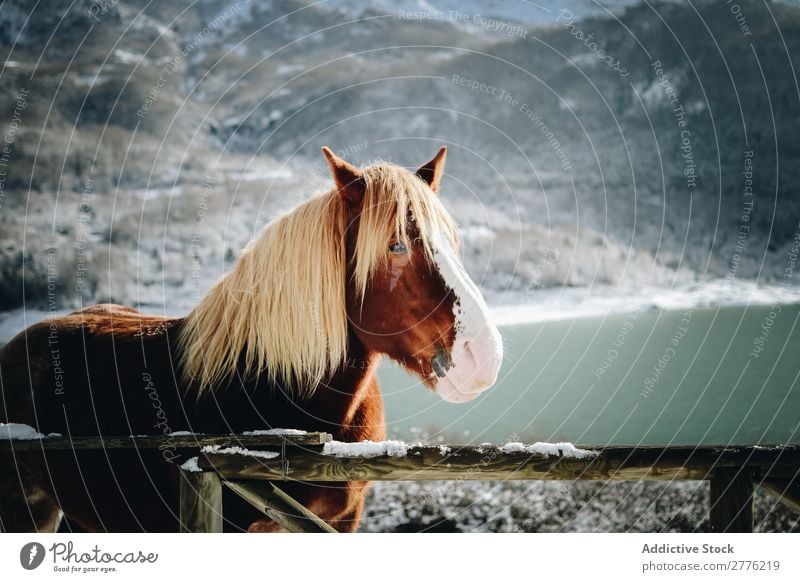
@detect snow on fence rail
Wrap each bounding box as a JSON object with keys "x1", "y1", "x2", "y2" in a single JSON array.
[
  {"x1": 0, "y1": 428, "x2": 331, "y2": 450},
  {"x1": 2, "y1": 426, "x2": 798, "y2": 533}
]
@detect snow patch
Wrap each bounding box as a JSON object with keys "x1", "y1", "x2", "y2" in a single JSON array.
[
  {"x1": 241, "y1": 428, "x2": 307, "y2": 436},
  {"x1": 113, "y1": 49, "x2": 144, "y2": 64},
  {"x1": 201, "y1": 445, "x2": 279, "y2": 459},
  {"x1": 0, "y1": 423, "x2": 61, "y2": 440},
  {"x1": 181, "y1": 457, "x2": 202, "y2": 472},
  {"x1": 276, "y1": 63, "x2": 305, "y2": 75},
  {"x1": 498, "y1": 442, "x2": 526, "y2": 454},
  {"x1": 500, "y1": 441, "x2": 597, "y2": 459},
  {"x1": 323, "y1": 440, "x2": 409, "y2": 458}
]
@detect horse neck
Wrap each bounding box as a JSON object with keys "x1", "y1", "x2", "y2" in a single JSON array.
[
  {"x1": 306, "y1": 334, "x2": 381, "y2": 439},
  {"x1": 191, "y1": 330, "x2": 380, "y2": 439}
]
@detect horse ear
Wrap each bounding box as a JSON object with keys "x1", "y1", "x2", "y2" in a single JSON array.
[
  {"x1": 322, "y1": 146, "x2": 365, "y2": 208},
  {"x1": 416, "y1": 146, "x2": 447, "y2": 193}
]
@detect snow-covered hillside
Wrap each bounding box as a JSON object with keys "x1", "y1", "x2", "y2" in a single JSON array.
[{"x1": 3, "y1": 0, "x2": 800, "y2": 316}]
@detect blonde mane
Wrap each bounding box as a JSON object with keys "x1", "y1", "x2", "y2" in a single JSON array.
[{"x1": 178, "y1": 162, "x2": 459, "y2": 397}]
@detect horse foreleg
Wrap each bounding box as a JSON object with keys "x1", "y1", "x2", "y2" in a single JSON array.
[
  {"x1": 0, "y1": 455, "x2": 62, "y2": 533},
  {"x1": 313, "y1": 481, "x2": 368, "y2": 533},
  {"x1": 327, "y1": 503, "x2": 364, "y2": 533}
]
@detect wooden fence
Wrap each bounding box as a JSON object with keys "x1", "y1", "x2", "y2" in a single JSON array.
[{"x1": 3, "y1": 433, "x2": 799, "y2": 533}]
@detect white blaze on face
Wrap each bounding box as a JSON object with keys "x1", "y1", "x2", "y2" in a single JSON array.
[{"x1": 430, "y1": 230, "x2": 504, "y2": 403}]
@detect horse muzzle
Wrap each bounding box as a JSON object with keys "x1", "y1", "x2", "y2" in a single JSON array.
[{"x1": 434, "y1": 328, "x2": 503, "y2": 403}]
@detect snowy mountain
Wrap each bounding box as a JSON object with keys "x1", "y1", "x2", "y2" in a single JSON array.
[{"x1": 1, "y1": 0, "x2": 799, "y2": 313}]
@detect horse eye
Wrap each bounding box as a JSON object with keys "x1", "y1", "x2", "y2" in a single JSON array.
[{"x1": 388, "y1": 241, "x2": 407, "y2": 254}]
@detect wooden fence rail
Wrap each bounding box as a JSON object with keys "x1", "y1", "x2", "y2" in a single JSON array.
[
  {"x1": 0, "y1": 432, "x2": 330, "y2": 450},
  {"x1": 4, "y1": 432, "x2": 798, "y2": 533},
  {"x1": 197, "y1": 443, "x2": 800, "y2": 482}
]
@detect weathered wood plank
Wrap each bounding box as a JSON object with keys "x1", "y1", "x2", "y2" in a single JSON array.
[
  {"x1": 179, "y1": 470, "x2": 223, "y2": 533},
  {"x1": 0, "y1": 432, "x2": 331, "y2": 451},
  {"x1": 710, "y1": 467, "x2": 754, "y2": 533},
  {"x1": 224, "y1": 480, "x2": 337, "y2": 533},
  {"x1": 198, "y1": 445, "x2": 800, "y2": 482},
  {"x1": 760, "y1": 477, "x2": 800, "y2": 513}
]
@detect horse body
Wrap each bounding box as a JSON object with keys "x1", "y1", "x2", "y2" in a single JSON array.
[
  {"x1": 1, "y1": 304, "x2": 383, "y2": 532},
  {"x1": 0, "y1": 147, "x2": 502, "y2": 532}
]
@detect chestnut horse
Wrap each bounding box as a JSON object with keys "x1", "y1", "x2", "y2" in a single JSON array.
[{"x1": 0, "y1": 147, "x2": 503, "y2": 532}]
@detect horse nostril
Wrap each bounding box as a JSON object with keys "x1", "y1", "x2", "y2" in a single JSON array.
[{"x1": 431, "y1": 349, "x2": 453, "y2": 378}]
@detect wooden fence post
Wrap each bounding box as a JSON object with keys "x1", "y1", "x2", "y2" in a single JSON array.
[
  {"x1": 180, "y1": 470, "x2": 223, "y2": 533},
  {"x1": 709, "y1": 467, "x2": 754, "y2": 533}
]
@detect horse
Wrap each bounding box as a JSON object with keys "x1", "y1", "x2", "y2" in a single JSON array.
[{"x1": 0, "y1": 146, "x2": 503, "y2": 532}]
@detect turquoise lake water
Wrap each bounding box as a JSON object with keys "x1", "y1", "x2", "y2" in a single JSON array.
[{"x1": 379, "y1": 304, "x2": 800, "y2": 446}]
